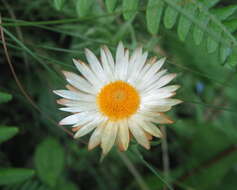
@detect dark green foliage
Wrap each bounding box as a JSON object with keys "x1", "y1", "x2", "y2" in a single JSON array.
[
  {"x1": 0, "y1": 169, "x2": 35, "y2": 185},
  {"x1": 0, "y1": 92, "x2": 12, "y2": 104},
  {"x1": 34, "y1": 138, "x2": 64, "y2": 187},
  {"x1": 1, "y1": 0, "x2": 237, "y2": 190},
  {"x1": 0, "y1": 127, "x2": 19, "y2": 144}
]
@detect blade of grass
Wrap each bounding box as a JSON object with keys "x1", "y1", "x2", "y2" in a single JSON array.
[{"x1": 132, "y1": 146, "x2": 174, "y2": 190}]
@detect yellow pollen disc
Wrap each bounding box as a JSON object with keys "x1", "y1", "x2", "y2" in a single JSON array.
[{"x1": 97, "y1": 81, "x2": 140, "y2": 121}]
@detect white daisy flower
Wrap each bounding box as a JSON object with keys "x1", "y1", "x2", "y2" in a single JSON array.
[{"x1": 54, "y1": 42, "x2": 182, "y2": 156}]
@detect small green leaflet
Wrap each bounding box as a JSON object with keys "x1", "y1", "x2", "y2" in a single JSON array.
[
  {"x1": 34, "y1": 137, "x2": 64, "y2": 187},
  {"x1": 0, "y1": 126, "x2": 19, "y2": 144},
  {"x1": 146, "y1": 0, "x2": 164, "y2": 34},
  {"x1": 105, "y1": 0, "x2": 117, "y2": 13},
  {"x1": 226, "y1": 46, "x2": 237, "y2": 67},
  {"x1": 177, "y1": 2, "x2": 197, "y2": 41},
  {"x1": 53, "y1": 0, "x2": 65, "y2": 10},
  {"x1": 122, "y1": 0, "x2": 139, "y2": 20},
  {"x1": 0, "y1": 168, "x2": 35, "y2": 185},
  {"x1": 207, "y1": 23, "x2": 221, "y2": 53},
  {"x1": 76, "y1": 0, "x2": 94, "y2": 17},
  {"x1": 193, "y1": 10, "x2": 209, "y2": 45},
  {"x1": 163, "y1": 0, "x2": 179, "y2": 29},
  {"x1": 224, "y1": 19, "x2": 237, "y2": 33},
  {"x1": 0, "y1": 92, "x2": 12, "y2": 104},
  {"x1": 211, "y1": 5, "x2": 237, "y2": 21}
]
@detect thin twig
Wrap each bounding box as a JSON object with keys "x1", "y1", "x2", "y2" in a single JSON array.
[
  {"x1": 0, "y1": 15, "x2": 74, "y2": 137},
  {"x1": 2, "y1": 0, "x2": 28, "y2": 65},
  {"x1": 177, "y1": 145, "x2": 237, "y2": 182}
]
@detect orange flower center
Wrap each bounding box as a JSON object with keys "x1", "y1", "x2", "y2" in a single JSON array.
[{"x1": 97, "y1": 81, "x2": 140, "y2": 121}]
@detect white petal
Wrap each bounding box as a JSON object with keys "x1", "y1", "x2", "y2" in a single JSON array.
[
  {"x1": 101, "y1": 122, "x2": 118, "y2": 155},
  {"x1": 136, "y1": 58, "x2": 165, "y2": 89},
  {"x1": 127, "y1": 47, "x2": 143, "y2": 80},
  {"x1": 74, "y1": 115, "x2": 105, "y2": 138},
  {"x1": 85, "y1": 48, "x2": 107, "y2": 83},
  {"x1": 121, "y1": 49, "x2": 129, "y2": 80},
  {"x1": 141, "y1": 121, "x2": 162, "y2": 138},
  {"x1": 74, "y1": 124, "x2": 95, "y2": 138},
  {"x1": 143, "y1": 58, "x2": 166, "y2": 80},
  {"x1": 59, "y1": 111, "x2": 96, "y2": 125},
  {"x1": 115, "y1": 43, "x2": 130, "y2": 80},
  {"x1": 100, "y1": 46, "x2": 115, "y2": 81},
  {"x1": 136, "y1": 51, "x2": 148, "y2": 75},
  {"x1": 53, "y1": 90, "x2": 93, "y2": 101},
  {"x1": 62, "y1": 71, "x2": 96, "y2": 94},
  {"x1": 145, "y1": 98, "x2": 182, "y2": 107},
  {"x1": 88, "y1": 121, "x2": 106, "y2": 150},
  {"x1": 117, "y1": 120, "x2": 129, "y2": 151},
  {"x1": 59, "y1": 113, "x2": 84, "y2": 125},
  {"x1": 144, "y1": 85, "x2": 180, "y2": 97},
  {"x1": 116, "y1": 42, "x2": 124, "y2": 66},
  {"x1": 128, "y1": 117, "x2": 150, "y2": 149},
  {"x1": 152, "y1": 57, "x2": 166, "y2": 71},
  {"x1": 138, "y1": 111, "x2": 174, "y2": 124},
  {"x1": 58, "y1": 99, "x2": 95, "y2": 107},
  {"x1": 59, "y1": 103, "x2": 96, "y2": 112},
  {"x1": 138, "y1": 69, "x2": 167, "y2": 93},
  {"x1": 155, "y1": 73, "x2": 177, "y2": 89},
  {"x1": 156, "y1": 85, "x2": 180, "y2": 93},
  {"x1": 72, "y1": 112, "x2": 103, "y2": 127},
  {"x1": 128, "y1": 52, "x2": 148, "y2": 85},
  {"x1": 140, "y1": 105, "x2": 171, "y2": 112},
  {"x1": 134, "y1": 63, "x2": 151, "y2": 84},
  {"x1": 142, "y1": 92, "x2": 175, "y2": 103},
  {"x1": 73, "y1": 59, "x2": 103, "y2": 90}
]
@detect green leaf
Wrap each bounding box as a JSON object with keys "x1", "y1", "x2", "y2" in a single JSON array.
[
  {"x1": 105, "y1": 0, "x2": 117, "y2": 13},
  {"x1": 177, "y1": 2, "x2": 197, "y2": 41},
  {"x1": 76, "y1": 0, "x2": 94, "y2": 17},
  {"x1": 122, "y1": 0, "x2": 139, "y2": 21},
  {"x1": 202, "y1": 0, "x2": 221, "y2": 8},
  {"x1": 193, "y1": 10, "x2": 209, "y2": 45},
  {"x1": 20, "y1": 180, "x2": 41, "y2": 190},
  {"x1": 34, "y1": 137, "x2": 64, "y2": 187},
  {"x1": 0, "y1": 168, "x2": 35, "y2": 185},
  {"x1": 187, "y1": 151, "x2": 237, "y2": 189},
  {"x1": 0, "y1": 126, "x2": 19, "y2": 144},
  {"x1": 0, "y1": 92, "x2": 12, "y2": 104},
  {"x1": 174, "y1": 122, "x2": 237, "y2": 189},
  {"x1": 113, "y1": 20, "x2": 131, "y2": 42},
  {"x1": 224, "y1": 19, "x2": 237, "y2": 33},
  {"x1": 146, "y1": 0, "x2": 164, "y2": 34},
  {"x1": 220, "y1": 46, "x2": 231, "y2": 63},
  {"x1": 53, "y1": 0, "x2": 65, "y2": 10},
  {"x1": 226, "y1": 46, "x2": 237, "y2": 67},
  {"x1": 163, "y1": 0, "x2": 179, "y2": 29},
  {"x1": 211, "y1": 5, "x2": 237, "y2": 21},
  {"x1": 207, "y1": 23, "x2": 221, "y2": 53}
]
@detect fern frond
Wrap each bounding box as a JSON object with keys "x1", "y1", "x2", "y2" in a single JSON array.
[{"x1": 145, "y1": 0, "x2": 237, "y2": 66}]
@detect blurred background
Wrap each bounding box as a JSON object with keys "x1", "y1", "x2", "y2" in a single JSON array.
[{"x1": 1, "y1": 0, "x2": 237, "y2": 189}]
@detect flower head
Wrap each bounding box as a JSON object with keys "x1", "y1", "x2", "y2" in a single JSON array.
[{"x1": 54, "y1": 42, "x2": 181, "y2": 155}]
